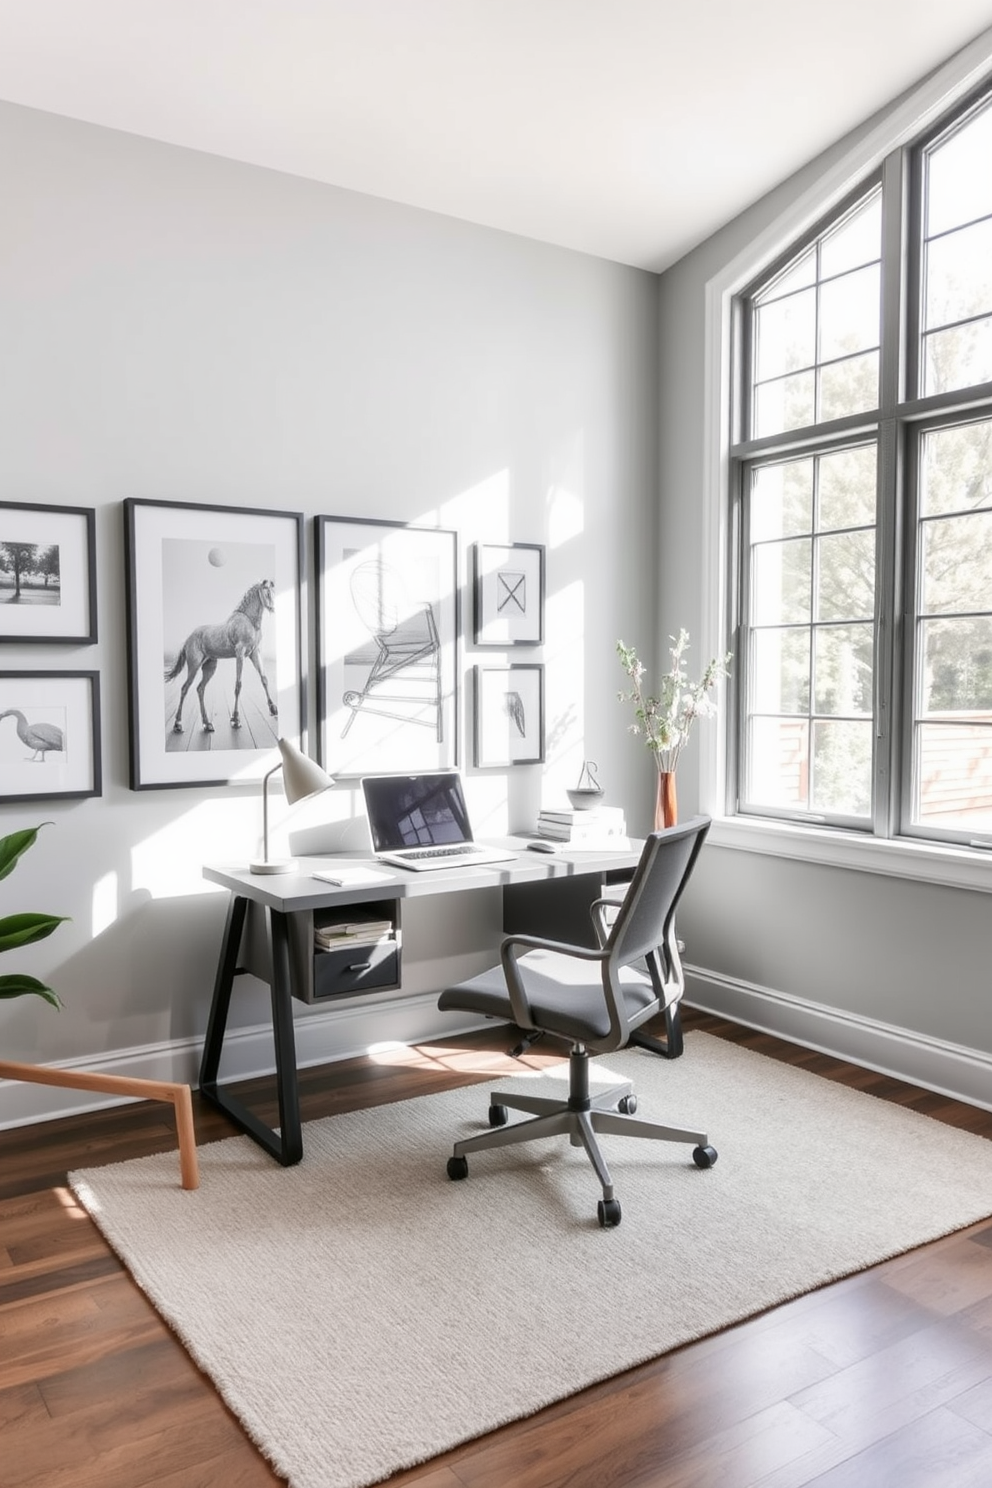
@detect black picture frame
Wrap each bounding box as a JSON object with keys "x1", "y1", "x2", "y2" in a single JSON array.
[
  {"x1": 0, "y1": 670, "x2": 101, "y2": 801},
  {"x1": 474, "y1": 663, "x2": 545, "y2": 767},
  {"x1": 315, "y1": 515, "x2": 459, "y2": 776},
  {"x1": 0, "y1": 502, "x2": 97, "y2": 644},
  {"x1": 124, "y1": 499, "x2": 305, "y2": 790},
  {"x1": 473, "y1": 541, "x2": 545, "y2": 647}
]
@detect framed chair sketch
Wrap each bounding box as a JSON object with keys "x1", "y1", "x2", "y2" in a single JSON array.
[
  {"x1": 473, "y1": 542, "x2": 544, "y2": 646},
  {"x1": 0, "y1": 503, "x2": 96, "y2": 644},
  {"x1": 316, "y1": 516, "x2": 458, "y2": 776},
  {"x1": 0, "y1": 671, "x2": 101, "y2": 801},
  {"x1": 124, "y1": 499, "x2": 305, "y2": 790},
  {"x1": 474, "y1": 664, "x2": 544, "y2": 767}
]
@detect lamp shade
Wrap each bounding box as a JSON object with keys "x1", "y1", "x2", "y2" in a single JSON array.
[
  {"x1": 277, "y1": 736, "x2": 334, "y2": 804},
  {"x1": 249, "y1": 739, "x2": 334, "y2": 874}
]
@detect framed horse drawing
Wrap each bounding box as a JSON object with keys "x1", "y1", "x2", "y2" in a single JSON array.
[{"x1": 124, "y1": 500, "x2": 305, "y2": 789}]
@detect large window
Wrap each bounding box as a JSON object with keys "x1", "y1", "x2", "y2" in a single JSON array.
[{"x1": 733, "y1": 87, "x2": 992, "y2": 847}]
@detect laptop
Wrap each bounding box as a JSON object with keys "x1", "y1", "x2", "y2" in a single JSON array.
[{"x1": 361, "y1": 771, "x2": 518, "y2": 872}]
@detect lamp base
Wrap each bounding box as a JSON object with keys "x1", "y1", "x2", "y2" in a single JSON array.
[{"x1": 249, "y1": 858, "x2": 299, "y2": 875}]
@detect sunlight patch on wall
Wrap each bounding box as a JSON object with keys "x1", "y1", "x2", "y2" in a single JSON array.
[
  {"x1": 92, "y1": 871, "x2": 119, "y2": 937},
  {"x1": 440, "y1": 469, "x2": 510, "y2": 540},
  {"x1": 547, "y1": 483, "x2": 584, "y2": 548},
  {"x1": 543, "y1": 578, "x2": 586, "y2": 797},
  {"x1": 131, "y1": 799, "x2": 253, "y2": 898},
  {"x1": 546, "y1": 427, "x2": 586, "y2": 551}
]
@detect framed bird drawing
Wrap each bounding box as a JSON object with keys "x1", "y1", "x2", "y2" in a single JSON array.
[{"x1": 0, "y1": 672, "x2": 101, "y2": 801}]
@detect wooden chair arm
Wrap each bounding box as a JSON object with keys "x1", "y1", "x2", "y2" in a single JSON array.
[{"x1": 0, "y1": 1061, "x2": 199, "y2": 1190}]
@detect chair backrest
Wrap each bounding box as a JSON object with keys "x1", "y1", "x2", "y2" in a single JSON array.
[{"x1": 606, "y1": 817, "x2": 710, "y2": 974}]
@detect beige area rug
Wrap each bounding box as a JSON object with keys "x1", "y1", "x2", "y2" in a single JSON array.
[{"x1": 71, "y1": 1032, "x2": 992, "y2": 1488}]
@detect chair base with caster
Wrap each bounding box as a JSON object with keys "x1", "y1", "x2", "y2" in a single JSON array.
[{"x1": 445, "y1": 1045, "x2": 717, "y2": 1227}]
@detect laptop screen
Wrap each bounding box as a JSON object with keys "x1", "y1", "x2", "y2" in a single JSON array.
[{"x1": 362, "y1": 772, "x2": 475, "y2": 852}]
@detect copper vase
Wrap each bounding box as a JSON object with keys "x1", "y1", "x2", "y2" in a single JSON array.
[{"x1": 654, "y1": 771, "x2": 677, "y2": 830}]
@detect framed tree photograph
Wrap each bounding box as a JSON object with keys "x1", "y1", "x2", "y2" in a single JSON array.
[
  {"x1": 0, "y1": 671, "x2": 101, "y2": 801},
  {"x1": 474, "y1": 664, "x2": 545, "y2": 767},
  {"x1": 315, "y1": 516, "x2": 458, "y2": 776},
  {"x1": 473, "y1": 541, "x2": 544, "y2": 647},
  {"x1": 0, "y1": 503, "x2": 96, "y2": 643},
  {"x1": 124, "y1": 499, "x2": 305, "y2": 790}
]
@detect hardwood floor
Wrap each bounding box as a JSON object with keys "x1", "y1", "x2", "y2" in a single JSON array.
[{"x1": 4, "y1": 1009, "x2": 992, "y2": 1487}]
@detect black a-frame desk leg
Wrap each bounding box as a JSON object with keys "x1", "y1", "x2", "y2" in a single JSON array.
[{"x1": 198, "y1": 895, "x2": 304, "y2": 1166}]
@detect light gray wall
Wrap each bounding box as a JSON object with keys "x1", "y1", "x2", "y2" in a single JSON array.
[
  {"x1": 0, "y1": 101, "x2": 659, "y2": 1106},
  {"x1": 658, "y1": 91, "x2": 992, "y2": 1069}
]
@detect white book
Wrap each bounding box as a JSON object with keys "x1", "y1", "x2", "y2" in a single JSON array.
[
  {"x1": 538, "y1": 805, "x2": 626, "y2": 824},
  {"x1": 537, "y1": 819, "x2": 627, "y2": 840}
]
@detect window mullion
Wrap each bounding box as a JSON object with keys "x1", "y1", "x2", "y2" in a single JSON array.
[
  {"x1": 874, "y1": 417, "x2": 901, "y2": 838},
  {"x1": 872, "y1": 148, "x2": 909, "y2": 838}
]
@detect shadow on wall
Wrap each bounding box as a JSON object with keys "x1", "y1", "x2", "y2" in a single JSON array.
[{"x1": 0, "y1": 889, "x2": 271, "y2": 1067}]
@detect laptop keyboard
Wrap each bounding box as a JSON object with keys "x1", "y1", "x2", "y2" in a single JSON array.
[{"x1": 401, "y1": 845, "x2": 479, "y2": 860}]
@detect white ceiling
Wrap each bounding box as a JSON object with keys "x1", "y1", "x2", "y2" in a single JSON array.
[{"x1": 2, "y1": 1, "x2": 992, "y2": 272}]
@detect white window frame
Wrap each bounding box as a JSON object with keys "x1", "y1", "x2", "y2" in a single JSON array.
[{"x1": 700, "y1": 26, "x2": 992, "y2": 895}]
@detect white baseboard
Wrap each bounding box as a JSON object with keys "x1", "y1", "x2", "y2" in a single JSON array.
[
  {"x1": 8, "y1": 966, "x2": 987, "y2": 1133},
  {"x1": 0, "y1": 992, "x2": 477, "y2": 1131},
  {"x1": 686, "y1": 965, "x2": 992, "y2": 1114}
]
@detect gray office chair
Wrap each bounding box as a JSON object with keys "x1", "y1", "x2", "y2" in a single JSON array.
[{"x1": 437, "y1": 817, "x2": 716, "y2": 1227}]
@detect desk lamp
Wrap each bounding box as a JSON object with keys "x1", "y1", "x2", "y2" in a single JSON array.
[{"x1": 250, "y1": 737, "x2": 334, "y2": 875}]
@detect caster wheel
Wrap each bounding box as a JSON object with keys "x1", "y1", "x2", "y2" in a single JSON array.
[
  {"x1": 447, "y1": 1155, "x2": 468, "y2": 1180},
  {"x1": 693, "y1": 1145, "x2": 718, "y2": 1169},
  {"x1": 488, "y1": 1103, "x2": 509, "y2": 1127},
  {"x1": 618, "y1": 1094, "x2": 638, "y2": 1115},
  {"x1": 598, "y1": 1198, "x2": 622, "y2": 1228}
]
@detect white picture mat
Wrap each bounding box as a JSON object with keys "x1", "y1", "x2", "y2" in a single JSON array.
[
  {"x1": 129, "y1": 503, "x2": 302, "y2": 786},
  {"x1": 317, "y1": 519, "x2": 457, "y2": 776},
  {"x1": 0, "y1": 673, "x2": 97, "y2": 797},
  {"x1": 0, "y1": 506, "x2": 92, "y2": 639}
]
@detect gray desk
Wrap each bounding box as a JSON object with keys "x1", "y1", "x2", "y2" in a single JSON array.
[{"x1": 200, "y1": 838, "x2": 643, "y2": 1164}]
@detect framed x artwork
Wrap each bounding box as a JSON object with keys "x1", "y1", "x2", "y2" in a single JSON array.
[{"x1": 472, "y1": 542, "x2": 544, "y2": 647}]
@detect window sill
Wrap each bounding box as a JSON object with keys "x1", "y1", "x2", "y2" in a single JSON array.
[{"x1": 706, "y1": 814, "x2": 992, "y2": 894}]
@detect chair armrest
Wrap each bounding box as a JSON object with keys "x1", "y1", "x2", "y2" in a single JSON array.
[
  {"x1": 589, "y1": 897, "x2": 614, "y2": 949},
  {"x1": 499, "y1": 934, "x2": 606, "y2": 1030}
]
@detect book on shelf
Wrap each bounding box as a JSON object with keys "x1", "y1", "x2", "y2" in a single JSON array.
[{"x1": 314, "y1": 919, "x2": 394, "y2": 951}]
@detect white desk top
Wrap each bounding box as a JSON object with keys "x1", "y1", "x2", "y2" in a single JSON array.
[{"x1": 203, "y1": 837, "x2": 643, "y2": 913}]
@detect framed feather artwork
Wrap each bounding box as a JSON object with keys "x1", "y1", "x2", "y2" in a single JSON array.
[{"x1": 474, "y1": 664, "x2": 544, "y2": 767}]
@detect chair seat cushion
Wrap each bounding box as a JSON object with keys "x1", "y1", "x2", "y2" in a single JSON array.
[{"x1": 438, "y1": 947, "x2": 657, "y2": 1044}]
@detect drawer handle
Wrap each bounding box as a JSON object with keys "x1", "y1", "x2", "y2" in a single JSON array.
[{"x1": 346, "y1": 961, "x2": 372, "y2": 972}]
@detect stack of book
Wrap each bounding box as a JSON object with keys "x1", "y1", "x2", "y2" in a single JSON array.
[
  {"x1": 535, "y1": 805, "x2": 629, "y2": 848},
  {"x1": 314, "y1": 917, "x2": 394, "y2": 952}
]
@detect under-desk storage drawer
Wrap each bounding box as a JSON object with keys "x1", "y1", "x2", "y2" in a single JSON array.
[
  {"x1": 312, "y1": 939, "x2": 399, "y2": 1001},
  {"x1": 241, "y1": 897, "x2": 401, "y2": 1005}
]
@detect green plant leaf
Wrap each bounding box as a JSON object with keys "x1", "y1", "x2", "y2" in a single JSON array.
[
  {"x1": 0, "y1": 973, "x2": 62, "y2": 1008},
  {"x1": 0, "y1": 912, "x2": 69, "y2": 953},
  {"x1": 0, "y1": 823, "x2": 51, "y2": 883}
]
